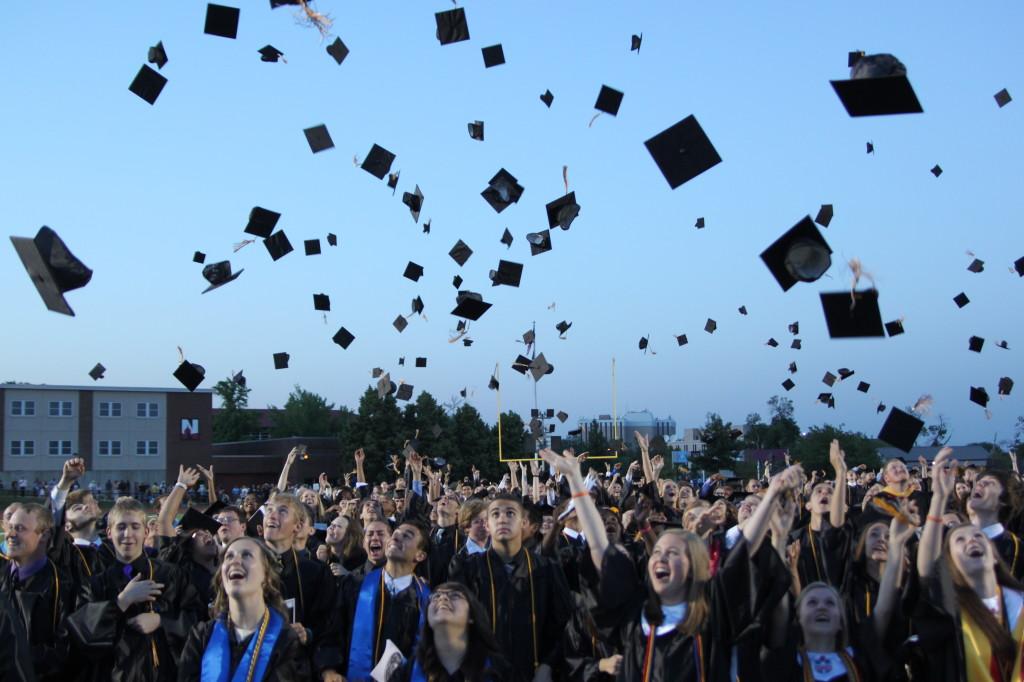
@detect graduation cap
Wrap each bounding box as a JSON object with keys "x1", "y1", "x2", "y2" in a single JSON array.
[
  {"x1": 415, "y1": 357, "x2": 427, "y2": 368},
  {"x1": 970, "y1": 386, "x2": 989, "y2": 408},
  {"x1": 179, "y1": 507, "x2": 222, "y2": 535},
  {"x1": 489, "y1": 260, "x2": 523, "y2": 287},
  {"x1": 529, "y1": 354, "x2": 553, "y2": 381},
  {"x1": 459, "y1": 387, "x2": 467, "y2": 398},
  {"x1": 792, "y1": 339, "x2": 802, "y2": 349},
  {"x1": 201, "y1": 261, "x2": 244, "y2": 293},
  {"x1": 304, "y1": 239, "x2": 321, "y2": 256},
  {"x1": 760, "y1": 216, "x2": 832, "y2": 291},
  {"x1": 452, "y1": 275, "x2": 463, "y2": 289},
  {"x1": 838, "y1": 368, "x2": 855, "y2": 380},
  {"x1": 488, "y1": 374, "x2": 500, "y2": 390},
  {"x1": 482, "y1": 44, "x2": 505, "y2": 68},
  {"x1": 1016, "y1": 256, "x2": 1024, "y2": 277},
  {"x1": 193, "y1": 251, "x2": 206, "y2": 264},
  {"x1": 556, "y1": 320, "x2": 572, "y2": 337},
  {"x1": 644, "y1": 115, "x2": 722, "y2": 189},
  {"x1": 174, "y1": 360, "x2": 205, "y2": 392},
  {"x1": 400, "y1": 187, "x2": 423, "y2": 223},
  {"x1": 789, "y1": 362, "x2": 798, "y2": 373},
  {"x1": 540, "y1": 89, "x2": 554, "y2": 107},
  {"x1": 89, "y1": 363, "x2": 106, "y2": 381},
  {"x1": 999, "y1": 377, "x2": 1014, "y2": 396},
  {"x1": 258, "y1": 45, "x2": 284, "y2": 62},
  {"x1": 393, "y1": 315, "x2": 408, "y2": 333},
  {"x1": 128, "y1": 65, "x2": 167, "y2": 105},
  {"x1": 705, "y1": 319, "x2": 717, "y2": 333},
  {"x1": 326, "y1": 37, "x2": 349, "y2": 65},
  {"x1": 332, "y1": 327, "x2": 355, "y2": 349},
  {"x1": 546, "y1": 193, "x2": 580, "y2": 230},
  {"x1": 885, "y1": 319, "x2": 905, "y2": 337},
  {"x1": 511, "y1": 354, "x2": 531, "y2": 375},
  {"x1": 831, "y1": 53, "x2": 923, "y2": 116},
  {"x1": 766, "y1": 338, "x2": 779, "y2": 347},
  {"x1": 789, "y1": 322, "x2": 800, "y2": 335},
  {"x1": 522, "y1": 329, "x2": 536, "y2": 347},
  {"x1": 361, "y1": 144, "x2": 396, "y2": 180},
  {"x1": 148, "y1": 41, "x2": 168, "y2": 69},
  {"x1": 931, "y1": 165, "x2": 943, "y2": 178},
  {"x1": 500, "y1": 228, "x2": 514, "y2": 248},
  {"x1": 995, "y1": 89, "x2": 1013, "y2": 108},
  {"x1": 997, "y1": 340, "x2": 1010, "y2": 350},
  {"x1": 326, "y1": 233, "x2": 337, "y2": 247},
  {"x1": 204, "y1": 3, "x2": 240, "y2": 39},
  {"x1": 967, "y1": 259, "x2": 984, "y2": 273},
  {"x1": 449, "y1": 240, "x2": 473, "y2": 266},
  {"x1": 273, "y1": 352, "x2": 289, "y2": 370},
  {"x1": 857, "y1": 381, "x2": 870, "y2": 393},
  {"x1": 403, "y1": 262, "x2": 424, "y2": 282},
  {"x1": 527, "y1": 230, "x2": 552, "y2": 256},
  {"x1": 595, "y1": 85, "x2": 624, "y2": 116},
  {"x1": 377, "y1": 373, "x2": 395, "y2": 399},
  {"x1": 435, "y1": 7, "x2": 470, "y2": 45},
  {"x1": 819, "y1": 290, "x2": 885, "y2": 338},
  {"x1": 451, "y1": 291, "x2": 492, "y2": 321},
  {"x1": 823, "y1": 372, "x2": 837, "y2": 387},
  {"x1": 11, "y1": 226, "x2": 93, "y2": 316},
  {"x1": 313, "y1": 293, "x2": 330, "y2": 312},
  {"x1": 396, "y1": 384, "x2": 414, "y2": 401},
  {"x1": 953, "y1": 292, "x2": 970, "y2": 308},
  {"x1": 232, "y1": 370, "x2": 246, "y2": 387},
  {"x1": 557, "y1": 411, "x2": 568, "y2": 423},
  {"x1": 738, "y1": 306, "x2": 748, "y2": 315},
  {"x1": 387, "y1": 172, "x2": 400, "y2": 195},
  {"x1": 782, "y1": 378, "x2": 795, "y2": 391},
  {"x1": 969, "y1": 336, "x2": 985, "y2": 353},
  {"x1": 695, "y1": 217, "x2": 705, "y2": 229},
  {"x1": 866, "y1": 141, "x2": 875, "y2": 154},
  {"x1": 815, "y1": 204, "x2": 834, "y2": 228},
  {"x1": 676, "y1": 334, "x2": 688, "y2": 346},
  {"x1": 639, "y1": 336, "x2": 649, "y2": 352},
  {"x1": 877, "y1": 407, "x2": 924, "y2": 452},
  {"x1": 410, "y1": 296, "x2": 424, "y2": 316},
  {"x1": 264, "y1": 231, "x2": 293, "y2": 261},
  {"x1": 468, "y1": 121, "x2": 484, "y2": 141},
  {"x1": 304, "y1": 124, "x2": 334, "y2": 154},
  {"x1": 245, "y1": 207, "x2": 280, "y2": 238},
  {"x1": 818, "y1": 393, "x2": 836, "y2": 408},
  {"x1": 422, "y1": 219, "x2": 431, "y2": 235},
  {"x1": 481, "y1": 169, "x2": 524, "y2": 213},
  {"x1": 631, "y1": 33, "x2": 642, "y2": 52}
]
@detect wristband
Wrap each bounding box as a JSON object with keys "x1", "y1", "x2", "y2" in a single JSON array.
[
  {"x1": 174, "y1": 482, "x2": 187, "y2": 491},
  {"x1": 571, "y1": 491, "x2": 589, "y2": 499},
  {"x1": 926, "y1": 514, "x2": 943, "y2": 523}
]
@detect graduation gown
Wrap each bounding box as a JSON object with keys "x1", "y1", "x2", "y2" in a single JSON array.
[
  {"x1": 989, "y1": 527, "x2": 1024, "y2": 581},
  {"x1": 176, "y1": 613, "x2": 307, "y2": 682},
  {"x1": 275, "y1": 548, "x2": 343, "y2": 675},
  {"x1": 449, "y1": 547, "x2": 573, "y2": 682},
  {"x1": 427, "y1": 524, "x2": 461, "y2": 588},
  {"x1": 762, "y1": 637, "x2": 875, "y2": 682},
  {"x1": 0, "y1": 596, "x2": 36, "y2": 682},
  {"x1": 563, "y1": 592, "x2": 618, "y2": 682},
  {"x1": 66, "y1": 555, "x2": 203, "y2": 682},
  {"x1": 156, "y1": 535, "x2": 216, "y2": 615},
  {"x1": 791, "y1": 522, "x2": 850, "y2": 588}
]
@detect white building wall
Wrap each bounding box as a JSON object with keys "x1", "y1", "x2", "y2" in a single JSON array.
[{"x1": 4, "y1": 388, "x2": 79, "y2": 471}]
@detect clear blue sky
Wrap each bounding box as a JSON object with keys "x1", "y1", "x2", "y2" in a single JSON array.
[{"x1": 2, "y1": 2, "x2": 1022, "y2": 446}]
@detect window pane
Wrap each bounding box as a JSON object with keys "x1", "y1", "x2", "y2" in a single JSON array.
[
  {"x1": 148, "y1": 403, "x2": 159, "y2": 417},
  {"x1": 25, "y1": 402, "x2": 34, "y2": 416},
  {"x1": 50, "y1": 441, "x2": 59, "y2": 455},
  {"x1": 11, "y1": 401, "x2": 22, "y2": 416},
  {"x1": 63, "y1": 441, "x2": 72, "y2": 455},
  {"x1": 49, "y1": 402, "x2": 59, "y2": 416},
  {"x1": 112, "y1": 403, "x2": 121, "y2": 417},
  {"x1": 62, "y1": 401, "x2": 72, "y2": 416},
  {"x1": 11, "y1": 441, "x2": 20, "y2": 456},
  {"x1": 24, "y1": 441, "x2": 34, "y2": 455},
  {"x1": 137, "y1": 403, "x2": 146, "y2": 417},
  {"x1": 149, "y1": 441, "x2": 158, "y2": 455},
  {"x1": 112, "y1": 441, "x2": 120, "y2": 456}
]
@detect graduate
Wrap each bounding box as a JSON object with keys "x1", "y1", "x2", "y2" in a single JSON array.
[
  {"x1": 427, "y1": 491, "x2": 463, "y2": 587},
  {"x1": 791, "y1": 441, "x2": 851, "y2": 591},
  {"x1": 415, "y1": 581, "x2": 510, "y2": 681},
  {"x1": 177, "y1": 537, "x2": 305, "y2": 681},
  {"x1": 66, "y1": 496, "x2": 203, "y2": 682},
  {"x1": 315, "y1": 514, "x2": 367, "y2": 576},
  {"x1": 156, "y1": 466, "x2": 220, "y2": 610},
  {"x1": 0, "y1": 594, "x2": 36, "y2": 682},
  {"x1": 62, "y1": 485, "x2": 108, "y2": 578},
  {"x1": 860, "y1": 459, "x2": 928, "y2": 528},
  {"x1": 965, "y1": 469, "x2": 1024, "y2": 580}
]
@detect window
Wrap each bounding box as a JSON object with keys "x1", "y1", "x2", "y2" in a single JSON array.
[
  {"x1": 98, "y1": 440, "x2": 121, "y2": 456},
  {"x1": 136, "y1": 440, "x2": 159, "y2": 456},
  {"x1": 136, "y1": 402, "x2": 159, "y2": 418},
  {"x1": 48, "y1": 440, "x2": 72, "y2": 456},
  {"x1": 10, "y1": 400, "x2": 35, "y2": 416},
  {"x1": 9, "y1": 440, "x2": 34, "y2": 456},
  {"x1": 48, "y1": 401, "x2": 72, "y2": 417},
  {"x1": 99, "y1": 401, "x2": 122, "y2": 418}
]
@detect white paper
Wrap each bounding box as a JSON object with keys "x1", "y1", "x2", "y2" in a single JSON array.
[{"x1": 371, "y1": 639, "x2": 406, "y2": 682}]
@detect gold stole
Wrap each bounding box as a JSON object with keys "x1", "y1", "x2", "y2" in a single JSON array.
[{"x1": 961, "y1": 595, "x2": 1024, "y2": 682}]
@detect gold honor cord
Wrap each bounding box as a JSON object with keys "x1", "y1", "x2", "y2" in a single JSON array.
[
  {"x1": 73, "y1": 545, "x2": 92, "y2": 577},
  {"x1": 241, "y1": 609, "x2": 271, "y2": 682},
  {"x1": 485, "y1": 550, "x2": 539, "y2": 671},
  {"x1": 48, "y1": 559, "x2": 60, "y2": 630}
]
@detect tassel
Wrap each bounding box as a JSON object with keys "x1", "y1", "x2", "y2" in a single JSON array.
[
  {"x1": 562, "y1": 165, "x2": 569, "y2": 194},
  {"x1": 233, "y1": 239, "x2": 255, "y2": 252}
]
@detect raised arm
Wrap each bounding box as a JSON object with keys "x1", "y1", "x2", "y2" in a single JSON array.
[
  {"x1": 530, "y1": 460, "x2": 541, "y2": 503},
  {"x1": 354, "y1": 448, "x2": 367, "y2": 485},
  {"x1": 917, "y1": 447, "x2": 955, "y2": 579},
  {"x1": 636, "y1": 431, "x2": 655, "y2": 485},
  {"x1": 196, "y1": 464, "x2": 217, "y2": 505},
  {"x1": 743, "y1": 464, "x2": 802, "y2": 554},
  {"x1": 829, "y1": 440, "x2": 847, "y2": 528},
  {"x1": 539, "y1": 448, "x2": 609, "y2": 569},
  {"x1": 276, "y1": 447, "x2": 300, "y2": 492},
  {"x1": 875, "y1": 502, "x2": 918, "y2": 638},
  {"x1": 159, "y1": 466, "x2": 199, "y2": 538}
]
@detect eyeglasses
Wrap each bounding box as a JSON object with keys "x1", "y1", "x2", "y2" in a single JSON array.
[{"x1": 429, "y1": 590, "x2": 466, "y2": 605}]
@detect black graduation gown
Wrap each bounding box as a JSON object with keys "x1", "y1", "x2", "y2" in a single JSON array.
[
  {"x1": 155, "y1": 535, "x2": 216, "y2": 616},
  {"x1": 176, "y1": 614, "x2": 307, "y2": 682},
  {"x1": 791, "y1": 522, "x2": 850, "y2": 588},
  {"x1": 449, "y1": 547, "x2": 573, "y2": 682},
  {"x1": 990, "y1": 528, "x2": 1024, "y2": 580},
  {"x1": 563, "y1": 591, "x2": 618, "y2": 682},
  {"x1": 428, "y1": 524, "x2": 461, "y2": 588},
  {"x1": 66, "y1": 555, "x2": 203, "y2": 682},
  {"x1": 762, "y1": 634, "x2": 875, "y2": 682},
  {"x1": 275, "y1": 548, "x2": 342, "y2": 675},
  {"x1": 0, "y1": 596, "x2": 36, "y2": 682}
]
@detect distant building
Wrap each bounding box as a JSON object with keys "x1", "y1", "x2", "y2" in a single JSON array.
[
  {"x1": 877, "y1": 445, "x2": 993, "y2": 468},
  {"x1": 577, "y1": 410, "x2": 677, "y2": 444},
  {"x1": 667, "y1": 428, "x2": 707, "y2": 463}
]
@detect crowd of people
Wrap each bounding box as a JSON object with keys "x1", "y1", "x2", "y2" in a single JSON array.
[{"x1": 1, "y1": 434, "x2": 1023, "y2": 681}]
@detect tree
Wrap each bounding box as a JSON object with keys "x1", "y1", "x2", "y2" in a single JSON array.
[
  {"x1": 690, "y1": 413, "x2": 741, "y2": 473},
  {"x1": 586, "y1": 420, "x2": 610, "y2": 458},
  {"x1": 742, "y1": 412, "x2": 769, "y2": 450},
  {"x1": 765, "y1": 396, "x2": 800, "y2": 449},
  {"x1": 490, "y1": 411, "x2": 532, "y2": 477},
  {"x1": 268, "y1": 386, "x2": 337, "y2": 438},
  {"x1": 789, "y1": 424, "x2": 880, "y2": 471},
  {"x1": 344, "y1": 388, "x2": 407, "y2": 483},
  {"x1": 923, "y1": 414, "x2": 952, "y2": 447},
  {"x1": 450, "y1": 404, "x2": 496, "y2": 480},
  {"x1": 212, "y1": 375, "x2": 259, "y2": 442}
]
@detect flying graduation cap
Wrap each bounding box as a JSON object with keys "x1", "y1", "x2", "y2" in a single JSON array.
[
  {"x1": 760, "y1": 217, "x2": 832, "y2": 291},
  {"x1": 831, "y1": 52, "x2": 923, "y2": 117},
  {"x1": 148, "y1": 41, "x2": 168, "y2": 69},
  {"x1": 644, "y1": 115, "x2": 722, "y2": 189},
  {"x1": 129, "y1": 65, "x2": 167, "y2": 105},
  {"x1": 204, "y1": 3, "x2": 240, "y2": 39},
  {"x1": 201, "y1": 261, "x2": 244, "y2": 293},
  {"x1": 89, "y1": 363, "x2": 106, "y2": 381},
  {"x1": 435, "y1": 7, "x2": 470, "y2": 45},
  {"x1": 11, "y1": 226, "x2": 93, "y2": 316},
  {"x1": 481, "y1": 169, "x2": 524, "y2": 213}
]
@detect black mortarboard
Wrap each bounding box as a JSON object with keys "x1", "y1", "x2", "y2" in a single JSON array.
[
  {"x1": 705, "y1": 319, "x2": 717, "y2": 333},
  {"x1": 468, "y1": 121, "x2": 484, "y2": 141},
  {"x1": 995, "y1": 89, "x2": 1012, "y2": 108},
  {"x1": 876, "y1": 402, "x2": 887, "y2": 413},
  {"x1": 877, "y1": 407, "x2": 924, "y2": 452},
  {"x1": 848, "y1": 51, "x2": 866, "y2": 67},
  {"x1": 953, "y1": 292, "x2": 970, "y2": 308},
  {"x1": 631, "y1": 33, "x2": 642, "y2": 52},
  {"x1": 326, "y1": 233, "x2": 337, "y2": 247},
  {"x1": 435, "y1": 8, "x2": 470, "y2": 45},
  {"x1": 529, "y1": 353, "x2": 553, "y2": 381},
  {"x1": 522, "y1": 330, "x2": 535, "y2": 346},
  {"x1": 332, "y1": 327, "x2": 355, "y2": 349},
  {"x1": 595, "y1": 85, "x2": 624, "y2": 116},
  {"x1": 831, "y1": 54, "x2": 922, "y2": 117},
  {"x1": 644, "y1": 115, "x2": 722, "y2": 190},
  {"x1": 815, "y1": 204, "x2": 834, "y2": 227},
  {"x1": 819, "y1": 290, "x2": 885, "y2": 338},
  {"x1": 452, "y1": 275, "x2": 463, "y2": 288},
  {"x1": 866, "y1": 141, "x2": 875, "y2": 154},
  {"x1": 459, "y1": 387, "x2": 467, "y2": 398},
  {"x1": 11, "y1": 226, "x2": 93, "y2": 316},
  {"x1": 527, "y1": 230, "x2": 552, "y2": 256},
  {"x1": 1015, "y1": 256, "x2": 1024, "y2": 277},
  {"x1": 451, "y1": 291, "x2": 492, "y2": 321},
  {"x1": 326, "y1": 37, "x2": 349, "y2": 65},
  {"x1": 415, "y1": 357, "x2": 427, "y2": 368},
  {"x1": 403, "y1": 262, "x2": 424, "y2": 282},
  {"x1": 258, "y1": 45, "x2": 284, "y2": 62},
  {"x1": 676, "y1": 334, "x2": 688, "y2": 346},
  {"x1": 481, "y1": 169, "x2": 524, "y2": 213},
  {"x1": 761, "y1": 216, "x2": 832, "y2": 291},
  {"x1": 969, "y1": 336, "x2": 985, "y2": 353},
  {"x1": 264, "y1": 231, "x2": 293, "y2": 261},
  {"x1": 482, "y1": 44, "x2": 505, "y2": 68},
  {"x1": 997, "y1": 340, "x2": 1010, "y2": 349},
  {"x1": 422, "y1": 219, "x2": 431, "y2": 235},
  {"x1": 931, "y1": 165, "x2": 943, "y2": 177},
  {"x1": 179, "y1": 507, "x2": 222, "y2": 535},
  {"x1": 857, "y1": 381, "x2": 870, "y2": 393},
  {"x1": 402, "y1": 186, "x2": 424, "y2": 223},
  {"x1": 128, "y1": 65, "x2": 167, "y2": 105},
  {"x1": 500, "y1": 228, "x2": 514, "y2": 248},
  {"x1": 823, "y1": 372, "x2": 837, "y2": 387},
  {"x1": 818, "y1": 393, "x2": 836, "y2": 408},
  {"x1": 639, "y1": 336, "x2": 649, "y2": 352},
  {"x1": 396, "y1": 384, "x2": 413, "y2": 401},
  {"x1": 193, "y1": 251, "x2": 206, "y2": 264},
  {"x1": 488, "y1": 374, "x2": 499, "y2": 390},
  {"x1": 304, "y1": 239, "x2": 321, "y2": 256},
  {"x1": 556, "y1": 320, "x2": 572, "y2": 337},
  {"x1": 361, "y1": 144, "x2": 395, "y2": 180},
  {"x1": 695, "y1": 217, "x2": 705, "y2": 229},
  {"x1": 393, "y1": 315, "x2": 408, "y2": 333},
  {"x1": 540, "y1": 89, "x2": 554, "y2": 107},
  {"x1": 512, "y1": 354, "x2": 531, "y2": 374},
  {"x1": 967, "y1": 259, "x2": 984, "y2": 273},
  {"x1": 313, "y1": 293, "x2": 330, "y2": 311},
  {"x1": 838, "y1": 368, "x2": 855, "y2": 380},
  {"x1": 273, "y1": 352, "x2": 289, "y2": 370},
  {"x1": 89, "y1": 363, "x2": 106, "y2": 381},
  {"x1": 970, "y1": 386, "x2": 989, "y2": 408},
  {"x1": 304, "y1": 124, "x2": 334, "y2": 154},
  {"x1": 174, "y1": 360, "x2": 205, "y2": 392},
  {"x1": 245, "y1": 207, "x2": 280, "y2": 238},
  {"x1": 789, "y1": 362, "x2": 798, "y2": 373},
  {"x1": 789, "y1": 322, "x2": 800, "y2": 335},
  {"x1": 782, "y1": 378, "x2": 795, "y2": 391},
  {"x1": 387, "y1": 173, "x2": 401, "y2": 197},
  {"x1": 489, "y1": 260, "x2": 523, "y2": 287},
  {"x1": 204, "y1": 4, "x2": 240, "y2": 39},
  {"x1": 792, "y1": 339, "x2": 802, "y2": 349},
  {"x1": 885, "y1": 319, "x2": 905, "y2": 337},
  {"x1": 738, "y1": 306, "x2": 748, "y2": 315},
  {"x1": 546, "y1": 193, "x2": 580, "y2": 230},
  {"x1": 999, "y1": 377, "x2": 1014, "y2": 396},
  {"x1": 232, "y1": 370, "x2": 246, "y2": 387},
  {"x1": 767, "y1": 338, "x2": 779, "y2": 347},
  {"x1": 201, "y1": 261, "x2": 244, "y2": 293},
  {"x1": 449, "y1": 240, "x2": 473, "y2": 266},
  {"x1": 557, "y1": 411, "x2": 568, "y2": 423},
  {"x1": 148, "y1": 41, "x2": 168, "y2": 69}
]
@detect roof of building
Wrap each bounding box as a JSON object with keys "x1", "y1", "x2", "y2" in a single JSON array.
[
  {"x1": 877, "y1": 445, "x2": 994, "y2": 463},
  {"x1": 1, "y1": 382, "x2": 213, "y2": 394}
]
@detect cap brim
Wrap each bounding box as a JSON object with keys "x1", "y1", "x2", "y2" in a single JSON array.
[
  {"x1": 830, "y1": 75, "x2": 923, "y2": 117},
  {"x1": 11, "y1": 236, "x2": 75, "y2": 315},
  {"x1": 201, "y1": 268, "x2": 244, "y2": 294},
  {"x1": 819, "y1": 290, "x2": 885, "y2": 338}
]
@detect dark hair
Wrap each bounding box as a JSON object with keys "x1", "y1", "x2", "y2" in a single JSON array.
[
  {"x1": 211, "y1": 537, "x2": 287, "y2": 620},
  {"x1": 218, "y1": 505, "x2": 243, "y2": 524},
  {"x1": 416, "y1": 582, "x2": 505, "y2": 681},
  {"x1": 398, "y1": 518, "x2": 431, "y2": 555},
  {"x1": 487, "y1": 492, "x2": 524, "y2": 513},
  {"x1": 976, "y1": 470, "x2": 1022, "y2": 525}
]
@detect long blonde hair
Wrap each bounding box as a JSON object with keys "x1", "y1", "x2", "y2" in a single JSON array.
[
  {"x1": 643, "y1": 528, "x2": 711, "y2": 636},
  {"x1": 211, "y1": 537, "x2": 288, "y2": 620}
]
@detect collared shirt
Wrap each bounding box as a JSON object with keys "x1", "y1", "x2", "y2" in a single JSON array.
[
  {"x1": 982, "y1": 523, "x2": 1006, "y2": 540},
  {"x1": 562, "y1": 527, "x2": 586, "y2": 545},
  {"x1": 10, "y1": 554, "x2": 49, "y2": 583},
  {"x1": 383, "y1": 570, "x2": 414, "y2": 596},
  {"x1": 464, "y1": 538, "x2": 487, "y2": 555},
  {"x1": 640, "y1": 602, "x2": 687, "y2": 636},
  {"x1": 73, "y1": 537, "x2": 102, "y2": 548}
]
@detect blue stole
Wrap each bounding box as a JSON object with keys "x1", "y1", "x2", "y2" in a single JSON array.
[
  {"x1": 348, "y1": 568, "x2": 429, "y2": 682},
  {"x1": 201, "y1": 608, "x2": 283, "y2": 682}
]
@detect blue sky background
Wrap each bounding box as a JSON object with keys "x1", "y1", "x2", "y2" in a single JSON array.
[{"x1": 2, "y1": 2, "x2": 1022, "y2": 445}]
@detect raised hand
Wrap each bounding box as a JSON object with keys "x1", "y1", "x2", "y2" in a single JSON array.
[
  {"x1": 285, "y1": 447, "x2": 300, "y2": 466},
  {"x1": 931, "y1": 450, "x2": 958, "y2": 500},
  {"x1": 176, "y1": 465, "x2": 200, "y2": 488},
  {"x1": 353, "y1": 448, "x2": 366, "y2": 466},
  {"x1": 635, "y1": 431, "x2": 650, "y2": 452},
  {"x1": 538, "y1": 448, "x2": 583, "y2": 479},
  {"x1": 62, "y1": 457, "x2": 86, "y2": 483},
  {"x1": 829, "y1": 439, "x2": 846, "y2": 475},
  {"x1": 196, "y1": 463, "x2": 214, "y2": 483},
  {"x1": 117, "y1": 574, "x2": 164, "y2": 610},
  {"x1": 651, "y1": 455, "x2": 664, "y2": 475},
  {"x1": 529, "y1": 460, "x2": 541, "y2": 476},
  {"x1": 318, "y1": 472, "x2": 330, "y2": 491}
]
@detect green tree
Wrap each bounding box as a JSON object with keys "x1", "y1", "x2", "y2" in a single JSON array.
[
  {"x1": 789, "y1": 424, "x2": 880, "y2": 471},
  {"x1": 344, "y1": 388, "x2": 407, "y2": 483},
  {"x1": 268, "y1": 386, "x2": 336, "y2": 438},
  {"x1": 450, "y1": 404, "x2": 497, "y2": 480},
  {"x1": 690, "y1": 413, "x2": 741, "y2": 473},
  {"x1": 742, "y1": 412, "x2": 769, "y2": 450},
  {"x1": 923, "y1": 415, "x2": 952, "y2": 447},
  {"x1": 211, "y1": 375, "x2": 259, "y2": 442},
  {"x1": 586, "y1": 420, "x2": 610, "y2": 458},
  {"x1": 765, "y1": 396, "x2": 800, "y2": 449},
  {"x1": 491, "y1": 411, "x2": 532, "y2": 473}
]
